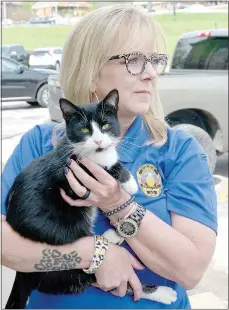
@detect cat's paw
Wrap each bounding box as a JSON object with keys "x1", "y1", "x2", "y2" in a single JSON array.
[
  {"x1": 143, "y1": 286, "x2": 177, "y2": 305},
  {"x1": 102, "y1": 229, "x2": 124, "y2": 245},
  {"x1": 121, "y1": 175, "x2": 138, "y2": 195}
]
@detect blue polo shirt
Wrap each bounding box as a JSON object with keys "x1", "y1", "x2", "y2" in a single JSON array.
[{"x1": 2, "y1": 116, "x2": 217, "y2": 309}]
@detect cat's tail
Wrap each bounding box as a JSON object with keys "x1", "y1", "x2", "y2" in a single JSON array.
[{"x1": 5, "y1": 272, "x2": 32, "y2": 309}]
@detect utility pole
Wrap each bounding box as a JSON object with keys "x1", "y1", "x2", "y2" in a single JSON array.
[
  {"x1": 55, "y1": 2, "x2": 58, "y2": 16},
  {"x1": 148, "y1": 0, "x2": 152, "y2": 12},
  {"x1": 3, "y1": 1, "x2": 7, "y2": 27},
  {"x1": 173, "y1": 2, "x2": 176, "y2": 17}
]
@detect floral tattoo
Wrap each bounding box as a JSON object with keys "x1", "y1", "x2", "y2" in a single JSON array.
[{"x1": 34, "y1": 249, "x2": 82, "y2": 271}]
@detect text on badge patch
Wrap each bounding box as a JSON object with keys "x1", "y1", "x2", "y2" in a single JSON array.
[{"x1": 137, "y1": 164, "x2": 162, "y2": 197}]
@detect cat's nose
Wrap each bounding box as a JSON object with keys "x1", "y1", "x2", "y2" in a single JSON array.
[{"x1": 94, "y1": 140, "x2": 102, "y2": 145}]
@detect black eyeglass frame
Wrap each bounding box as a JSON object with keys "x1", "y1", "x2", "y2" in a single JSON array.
[{"x1": 109, "y1": 52, "x2": 168, "y2": 76}]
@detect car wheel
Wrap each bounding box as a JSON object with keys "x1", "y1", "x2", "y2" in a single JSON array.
[
  {"x1": 173, "y1": 124, "x2": 217, "y2": 174},
  {"x1": 55, "y1": 61, "x2": 60, "y2": 71},
  {"x1": 37, "y1": 84, "x2": 49, "y2": 108}
]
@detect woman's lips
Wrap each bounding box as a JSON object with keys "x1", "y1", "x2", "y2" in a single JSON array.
[{"x1": 135, "y1": 90, "x2": 151, "y2": 95}]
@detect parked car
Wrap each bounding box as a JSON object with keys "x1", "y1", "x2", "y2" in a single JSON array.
[
  {"x1": 1, "y1": 56, "x2": 57, "y2": 108},
  {"x1": 29, "y1": 47, "x2": 63, "y2": 71},
  {"x1": 2, "y1": 18, "x2": 13, "y2": 26},
  {"x1": 2, "y1": 45, "x2": 30, "y2": 66},
  {"x1": 28, "y1": 17, "x2": 55, "y2": 25},
  {"x1": 46, "y1": 28, "x2": 228, "y2": 173}
]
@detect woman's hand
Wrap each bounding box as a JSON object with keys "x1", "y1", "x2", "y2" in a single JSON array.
[
  {"x1": 92, "y1": 243, "x2": 144, "y2": 301},
  {"x1": 60, "y1": 156, "x2": 130, "y2": 212}
]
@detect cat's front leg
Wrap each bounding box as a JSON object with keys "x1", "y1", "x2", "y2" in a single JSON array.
[
  {"x1": 127, "y1": 284, "x2": 177, "y2": 305},
  {"x1": 121, "y1": 173, "x2": 138, "y2": 195},
  {"x1": 108, "y1": 163, "x2": 138, "y2": 195}
]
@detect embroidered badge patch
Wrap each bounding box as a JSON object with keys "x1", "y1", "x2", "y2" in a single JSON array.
[{"x1": 137, "y1": 164, "x2": 162, "y2": 197}]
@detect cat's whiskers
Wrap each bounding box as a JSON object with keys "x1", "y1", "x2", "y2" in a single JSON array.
[
  {"x1": 101, "y1": 100, "x2": 106, "y2": 122},
  {"x1": 78, "y1": 105, "x2": 88, "y2": 123},
  {"x1": 72, "y1": 109, "x2": 87, "y2": 123},
  {"x1": 54, "y1": 148, "x2": 75, "y2": 164}
]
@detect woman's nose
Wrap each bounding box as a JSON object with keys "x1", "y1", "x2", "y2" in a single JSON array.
[{"x1": 141, "y1": 62, "x2": 157, "y2": 80}]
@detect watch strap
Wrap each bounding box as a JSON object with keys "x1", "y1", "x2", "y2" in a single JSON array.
[
  {"x1": 112, "y1": 202, "x2": 137, "y2": 228},
  {"x1": 129, "y1": 203, "x2": 146, "y2": 226},
  {"x1": 114, "y1": 203, "x2": 146, "y2": 238}
]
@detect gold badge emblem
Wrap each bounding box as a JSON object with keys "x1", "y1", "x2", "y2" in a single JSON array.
[{"x1": 137, "y1": 164, "x2": 162, "y2": 197}]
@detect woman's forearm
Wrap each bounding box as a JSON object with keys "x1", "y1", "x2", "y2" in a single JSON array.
[
  {"x1": 2, "y1": 218, "x2": 94, "y2": 272},
  {"x1": 109, "y1": 209, "x2": 210, "y2": 290},
  {"x1": 125, "y1": 211, "x2": 211, "y2": 289}
]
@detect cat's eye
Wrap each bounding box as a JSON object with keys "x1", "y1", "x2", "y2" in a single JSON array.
[
  {"x1": 81, "y1": 127, "x2": 89, "y2": 133},
  {"x1": 102, "y1": 124, "x2": 110, "y2": 130}
]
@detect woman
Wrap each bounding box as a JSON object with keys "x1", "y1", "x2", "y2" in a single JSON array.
[{"x1": 2, "y1": 4, "x2": 217, "y2": 309}]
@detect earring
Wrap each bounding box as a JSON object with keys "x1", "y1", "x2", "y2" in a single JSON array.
[
  {"x1": 89, "y1": 92, "x2": 93, "y2": 103},
  {"x1": 94, "y1": 91, "x2": 99, "y2": 103},
  {"x1": 90, "y1": 91, "x2": 100, "y2": 103}
]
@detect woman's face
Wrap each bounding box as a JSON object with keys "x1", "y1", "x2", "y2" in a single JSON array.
[{"x1": 94, "y1": 40, "x2": 158, "y2": 119}]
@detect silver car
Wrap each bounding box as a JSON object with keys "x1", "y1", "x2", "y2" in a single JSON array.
[{"x1": 47, "y1": 29, "x2": 228, "y2": 173}]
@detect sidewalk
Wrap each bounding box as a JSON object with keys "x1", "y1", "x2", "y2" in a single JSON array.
[{"x1": 188, "y1": 178, "x2": 228, "y2": 309}]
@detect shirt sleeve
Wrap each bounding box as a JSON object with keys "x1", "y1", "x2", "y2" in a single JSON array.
[
  {"x1": 1, "y1": 126, "x2": 43, "y2": 215},
  {"x1": 164, "y1": 129, "x2": 218, "y2": 233}
]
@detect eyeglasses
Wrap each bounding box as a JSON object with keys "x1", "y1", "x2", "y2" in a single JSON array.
[{"x1": 109, "y1": 52, "x2": 168, "y2": 76}]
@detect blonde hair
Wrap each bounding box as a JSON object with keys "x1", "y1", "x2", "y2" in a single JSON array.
[{"x1": 60, "y1": 4, "x2": 168, "y2": 145}]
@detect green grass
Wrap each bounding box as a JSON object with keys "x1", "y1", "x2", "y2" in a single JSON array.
[
  {"x1": 154, "y1": 13, "x2": 228, "y2": 57},
  {"x1": 2, "y1": 13, "x2": 228, "y2": 58}
]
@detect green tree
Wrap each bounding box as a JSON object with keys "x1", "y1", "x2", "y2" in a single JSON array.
[
  {"x1": 21, "y1": 1, "x2": 34, "y2": 11},
  {"x1": 90, "y1": 1, "x2": 133, "y2": 9}
]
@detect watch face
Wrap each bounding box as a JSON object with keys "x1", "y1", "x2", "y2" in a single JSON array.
[{"x1": 117, "y1": 219, "x2": 138, "y2": 238}]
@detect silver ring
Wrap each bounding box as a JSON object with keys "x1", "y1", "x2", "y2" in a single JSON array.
[{"x1": 80, "y1": 189, "x2": 90, "y2": 200}]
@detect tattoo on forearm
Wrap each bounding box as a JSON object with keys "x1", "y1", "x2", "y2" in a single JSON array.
[{"x1": 34, "y1": 249, "x2": 82, "y2": 271}]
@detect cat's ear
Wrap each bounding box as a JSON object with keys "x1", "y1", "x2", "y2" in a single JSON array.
[
  {"x1": 59, "y1": 98, "x2": 76, "y2": 122},
  {"x1": 103, "y1": 89, "x2": 119, "y2": 110}
]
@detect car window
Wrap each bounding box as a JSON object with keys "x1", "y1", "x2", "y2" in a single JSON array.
[
  {"x1": 33, "y1": 50, "x2": 49, "y2": 56},
  {"x1": 172, "y1": 36, "x2": 228, "y2": 70},
  {"x1": 53, "y1": 49, "x2": 62, "y2": 55},
  {"x1": 207, "y1": 43, "x2": 228, "y2": 70},
  {"x1": 10, "y1": 46, "x2": 25, "y2": 54},
  {"x1": 2, "y1": 59, "x2": 19, "y2": 72},
  {"x1": 2, "y1": 46, "x2": 10, "y2": 55}
]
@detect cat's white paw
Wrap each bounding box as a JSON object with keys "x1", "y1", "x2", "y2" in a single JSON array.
[
  {"x1": 142, "y1": 286, "x2": 177, "y2": 305},
  {"x1": 121, "y1": 175, "x2": 138, "y2": 195},
  {"x1": 102, "y1": 229, "x2": 124, "y2": 245}
]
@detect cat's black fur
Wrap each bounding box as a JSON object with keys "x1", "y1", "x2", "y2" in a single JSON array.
[{"x1": 5, "y1": 90, "x2": 136, "y2": 309}]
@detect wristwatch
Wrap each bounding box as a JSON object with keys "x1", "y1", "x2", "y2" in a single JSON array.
[{"x1": 114, "y1": 203, "x2": 146, "y2": 238}]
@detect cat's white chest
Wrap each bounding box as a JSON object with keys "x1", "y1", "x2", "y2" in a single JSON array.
[{"x1": 88, "y1": 147, "x2": 118, "y2": 169}]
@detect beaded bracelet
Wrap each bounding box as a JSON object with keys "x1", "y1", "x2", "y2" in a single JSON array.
[
  {"x1": 82, "y1": 235, "x2": 109, "y2": 274},
  {"x1": 102, "y1": 195, "x2": 135, "y2": 217},
  {"x1": 111, "y1": 201, "x2": 138, "y2": 227}
]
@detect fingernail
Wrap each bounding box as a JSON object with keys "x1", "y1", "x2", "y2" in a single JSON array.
[
  {"x1": 71, "y1": 154, "x2": 78, "y2": 161},
  {"x1": 60, "y1": 188, "x2": 64, "y2": 194},
  {"x1": 67, "y1": 158, "x2": 72, "y2": 166},
  {"x1": 64, "y1": 166, "x2": 69, "y2": 174}
]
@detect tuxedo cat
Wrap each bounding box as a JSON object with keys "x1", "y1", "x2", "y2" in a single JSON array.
[{"x1": 5, "y1": 89, "x2": 177, "y2": 309}]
